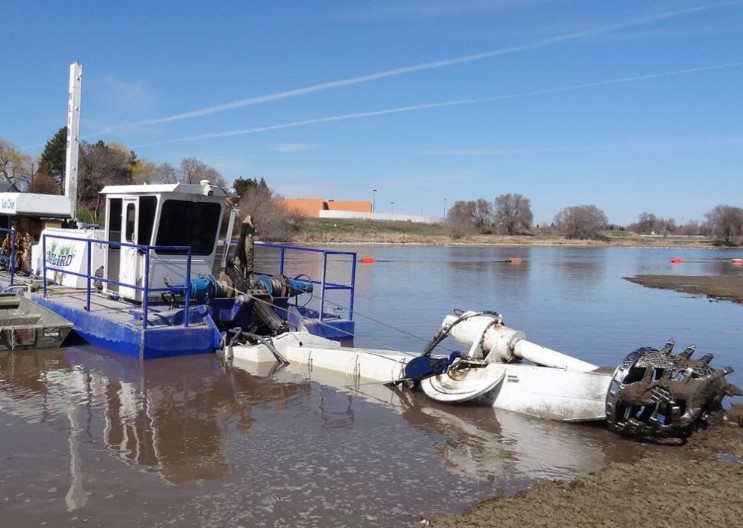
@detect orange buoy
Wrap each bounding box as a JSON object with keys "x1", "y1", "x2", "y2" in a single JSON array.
[
  {"x1": 360, "y1": 257, "x2": 376, "y2": 264},
  {"x1": 732, "y1": 258, "x2": 743, "y2": 266},
  {"x1": 670, "y1": 258, "x2": 684, "y2": 264},
  {"x1": 505, "y1": 257, "x2": 522, "y2": 265}
]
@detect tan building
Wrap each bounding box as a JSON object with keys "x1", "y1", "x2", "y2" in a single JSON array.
[{"x1": 280, "y1": 198, "x2": 372, "y2": 217}]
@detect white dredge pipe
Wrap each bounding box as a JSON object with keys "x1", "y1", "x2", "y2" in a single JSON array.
[{"x1": 443, "y1": 313, "x2": 599, "y2": 372}]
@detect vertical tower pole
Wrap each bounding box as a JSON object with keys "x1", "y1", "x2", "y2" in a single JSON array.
[{"x1": 65, "y1": 62, "x2": 83, "y2": 221}]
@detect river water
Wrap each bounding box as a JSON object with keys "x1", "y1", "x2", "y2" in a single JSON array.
[{"x1": 2, "y1": 245, "x2": 742, "y2": 527}]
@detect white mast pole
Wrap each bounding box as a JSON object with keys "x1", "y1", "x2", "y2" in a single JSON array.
[{"x1": 64, "y1": 62, "x2": 82, "y2": 221}]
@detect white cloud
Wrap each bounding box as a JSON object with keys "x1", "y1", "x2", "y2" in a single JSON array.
[
  {"x1": 133, "y1": 61, "x2": 743, "y2": 148},
  {"x1": 104, "y1": 1, "x2": 742, "y2": 133},
  {"x1": 424, "y1": 137, "x2": 743, "y2": 157},
  {"x1": 334, "y1": 0, "x2": 553, "y2": 21},
  {"x1": 424, "y1": 147, "x2": 573, "y2": 156}
]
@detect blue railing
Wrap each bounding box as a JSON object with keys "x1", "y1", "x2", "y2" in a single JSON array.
[
  {"x1": 0, "y1": 227, "x2": 16, "y2": 287},
  {"x1": 255, "y1": 242, "x2": 357, "y2": 321},
  {"x1": 41, "y1": 233, "x2": 193, "y2": 330}
]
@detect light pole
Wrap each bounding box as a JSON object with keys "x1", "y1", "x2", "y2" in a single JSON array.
[
  {"x1": 391, "y1": 201, "x2": 395, "y2": 214},
  {"x1": 372, "y1": 189, "x2": 377, "y2": 213},
  {"x1": 443, "y1": 197, "x2": 447, "y2": 218}
]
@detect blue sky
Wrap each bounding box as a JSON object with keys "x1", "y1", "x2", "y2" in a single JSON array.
[{"x1": 2, "y1": 1, "x2": 742, "y2": 225}]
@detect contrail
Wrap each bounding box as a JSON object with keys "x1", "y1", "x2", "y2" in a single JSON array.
[
  {"x1": 134, "y1": 62, "x2": 743, "y2": 147},
  {"x1": 103, "y1": 1, "x2": 741, "y2": 133}
]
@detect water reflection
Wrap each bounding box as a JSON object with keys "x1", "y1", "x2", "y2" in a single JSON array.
[
  {"x1": 1, "y1": 345, "x2": 635, "y2": 526},
  {"x1": 631, "y1": 248, "x2": 743, "y2": 277},
  {"x1": 445, "y1": 248, "x2": 532, "y2": 308},
  {"x1": 0, "y1": 347, "x2": 310, "y2": 485},
  {"x1": 235, "y1": 356, "x2": 631, "y2": 491}
]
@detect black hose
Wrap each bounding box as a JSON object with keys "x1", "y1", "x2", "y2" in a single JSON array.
[{"x1": 420, "y1": 310, "x2": 501, "y2": 357}]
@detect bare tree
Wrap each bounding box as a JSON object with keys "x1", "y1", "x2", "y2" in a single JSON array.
[
  {"x1": 629, "y1": 212, "x2": 658, "y2": 234},
  {"x1": 553, "y1": 205, "x2": 608, "y2": 240},
  {"x1": 239, "y1": 185, "x2": 299, "y2": 242},
  {"x1": 679, "y1": 220, "x2": 707, "y2": 237},
  {"x1": 0, "y1": 139, "x2": 33, "y2": 190},
  {"x1": 658, "y1": 217, "x2": 677, "y2": 236},
  {"x1": 153, "y1": 163, "x2": 180, "y2": 184},
  {"x1": 473, "y1": 199, "x2": 493, "y2": 233},
  {"x1": 628, "y1": 212, "x2": 677, "y2": 236},
  {"x1": 705, "y1": 205, "x2": 743, "y2": 245},
  {"x1": 180, "y1": 157, "x2": 226, "y2": 187},
  {"x1": 151, "y1": 158, "x2": 227, "y2": 188},
  {"x1": 30, "y1": 172, "x2": 59, "y2": 194},
  {"x1": 493, "y1": 193, "x2": 533, "y2": 235},
  {"x1": 446, "y1": 201, "x2": 478, "y2": 238}
]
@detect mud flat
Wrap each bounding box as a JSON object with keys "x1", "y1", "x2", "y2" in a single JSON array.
[
  {"x1": 425, "y1": 412, "x2": 743, "y2": 528},
  {"x1": 624, "y1": 275, "x2": 743, "y2": 305}
]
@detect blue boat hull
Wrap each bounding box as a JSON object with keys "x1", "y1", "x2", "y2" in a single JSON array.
[{"x1": 29, "y1": 293, "x2": 221, "y2": 360}]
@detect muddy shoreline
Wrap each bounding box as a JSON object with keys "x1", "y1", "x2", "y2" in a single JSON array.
[
  {"x1": 427, "y1": 275, "x2": 743, "y2": 527},
  {"x1": 425, "y1": 418, "x2": 743, "y2": 528},
  {"x1": 625, "y1": 275, "x2": 743, "y2": 305},
  {"x1": 292, "y1": 233, "x2": 723, "y2": 248}
]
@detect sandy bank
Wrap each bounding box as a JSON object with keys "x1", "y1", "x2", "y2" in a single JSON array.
[
  {"x1": 292, "y1": 233, "x2": 721, "y2": 248},
  {"x1": 425, "y1": 416, "x2": 743, "y2": 528},
  {"x1": 625, "y1": 275, "x2": 743, "y2": 305}
]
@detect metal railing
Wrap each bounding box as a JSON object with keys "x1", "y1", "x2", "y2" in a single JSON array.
[
  {"x1": 41, "y1": 233, "x2": 193, "y2": 330},
  {"x1": 0, "y1": 227, "x2": 16, "y2": 287},
  {"x1": 255, "y1": 242, "x2": 357, "y2": 321}
]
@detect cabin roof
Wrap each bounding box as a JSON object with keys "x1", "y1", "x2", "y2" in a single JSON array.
[{"x1": 100, "y1": 181, "x2": 232, "y2": 198}]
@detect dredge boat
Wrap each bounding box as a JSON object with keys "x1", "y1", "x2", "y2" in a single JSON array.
[{"x1": 1, "y1": 62, "x2": 737, "y2": 441}]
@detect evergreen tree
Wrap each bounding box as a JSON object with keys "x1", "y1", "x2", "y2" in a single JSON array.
[
  {"x1": 38, "y1": 126, "x2": 68, "y2": 188},
  {"x1": 233, "y1": 177, "x2": 268, "y2": 199}
]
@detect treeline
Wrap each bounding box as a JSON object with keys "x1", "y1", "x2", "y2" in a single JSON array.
[
  {"x1": 0, "y1": 128, "x2": 299, "y2": 241},
  {"x1": 5, "y1": 129, "x2": 743, "y2": 245},
  {"x1": 447, "y1": 193, "x2": 610, "y2": 240},
  {"x1": 448, "y1": 193, "x2": 743, "y2": 245},
  {"x1": 626, "y1": 208, "x2": 743, "y2": 245}
]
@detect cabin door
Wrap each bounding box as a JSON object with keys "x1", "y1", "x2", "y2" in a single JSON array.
[{"x1": 119, "y1": 198, "x2": 143, "y2": 301}]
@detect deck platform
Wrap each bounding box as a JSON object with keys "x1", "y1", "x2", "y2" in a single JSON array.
[{"x1": 1, "y1": 273, "x2": 220, "y2": 359}]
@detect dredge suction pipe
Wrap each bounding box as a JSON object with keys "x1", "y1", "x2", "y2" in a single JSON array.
[{"x1": 442, "y1": 311, "x2": 599, "y2": 372}]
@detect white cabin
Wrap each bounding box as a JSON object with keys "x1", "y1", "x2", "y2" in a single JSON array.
[{"x1": 100, "y1": 180, "x2": 230, "y2": 301}]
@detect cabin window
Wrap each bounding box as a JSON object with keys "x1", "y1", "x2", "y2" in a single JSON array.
[
  {"x1": 138, "y1": 196, "x2": 157, "y2": 247},
  {"x1": 155, "y1": 200, "x2": 221, "y2": 256},
  {"x1": 108, "y1": 198, "x2": 122, "y2": 244},
  {"x1": 125, "y1": 203, "x2": 136, "y2": 243}
]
